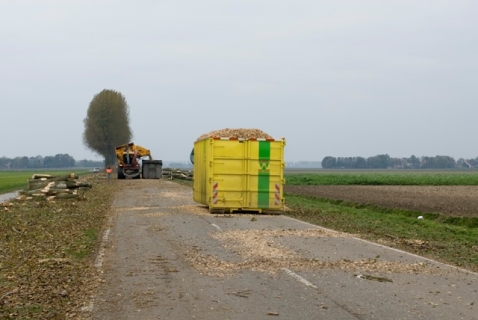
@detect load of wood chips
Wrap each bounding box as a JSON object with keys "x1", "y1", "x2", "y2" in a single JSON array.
[{"x1": 196, "y1": 128, "x2": 274, "y2": 141}]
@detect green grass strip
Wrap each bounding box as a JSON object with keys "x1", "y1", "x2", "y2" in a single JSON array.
[
  {"x1": 285, "y1": 172, "x2": 478, "y2": 186},
  {"x1": 283, "y1": 193, "x2": 478, "y2": 272}
]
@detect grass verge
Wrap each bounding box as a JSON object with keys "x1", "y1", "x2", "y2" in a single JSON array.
[
  {"x1": 0, "y1": 174, "x2": 117, "y2": 319},
  {"x1": 283, "y1": 193, "x2": 478, "y2": 272}
]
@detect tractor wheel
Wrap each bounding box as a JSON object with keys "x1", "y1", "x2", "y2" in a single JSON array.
[{"x1": 117, "y1": 167, "x2": 126, "y2": 179}]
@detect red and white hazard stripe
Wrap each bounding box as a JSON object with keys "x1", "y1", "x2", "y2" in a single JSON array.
[
  {"x1": 213, "y1": 182, "x2": 219, "y2": 204},
  {"x1": 248, "y1": 138, "x2": 275, "y2": 141},
  {"x1": 275, "y1": 183, "x2": 280, "y2": 206}
]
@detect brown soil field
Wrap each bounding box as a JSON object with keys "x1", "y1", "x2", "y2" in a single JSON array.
[{"x1": 284, "y1": 185, "x2": 478, "y2": 217}]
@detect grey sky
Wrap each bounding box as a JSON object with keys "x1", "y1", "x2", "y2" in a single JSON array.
[{"x1": 1, "y1": 0, "x2": 477, "y2": 162}]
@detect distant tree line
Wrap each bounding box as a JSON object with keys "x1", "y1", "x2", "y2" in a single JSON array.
[
  {"x1": 0, "y1": 155, "x2": 104, "y2": 169},
  {"x1": 321, "y1": 155, "x2": 478, "y2": 169},
  {"x1": 165, "y1": 162, "x2": 193, "y2": 169}
]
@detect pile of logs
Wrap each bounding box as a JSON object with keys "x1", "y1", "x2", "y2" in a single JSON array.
[
  {"x1": 162, "y1": 168, "x2": 193, "y2": 181},
  {"x1": 17, "y1": 173, "x2": 92, "y2": 201}
]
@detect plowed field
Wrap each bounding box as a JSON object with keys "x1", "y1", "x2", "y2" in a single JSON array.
[{"x1": 284, "y1": 185, "x2": 478, "y2": 217}]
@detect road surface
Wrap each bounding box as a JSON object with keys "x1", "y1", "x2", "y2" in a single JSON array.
[{"x1": 89, "y1": 179, "x2": 477, "y2": 320}]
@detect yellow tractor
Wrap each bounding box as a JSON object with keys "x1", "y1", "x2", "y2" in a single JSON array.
[{"x1": 115, "y1": 142, "x2": 162, "y2": 179}]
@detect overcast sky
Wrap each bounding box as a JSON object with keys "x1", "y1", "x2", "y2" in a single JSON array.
[{"x1": 1, "y1": 0, "x2": 477, "y2": 162}]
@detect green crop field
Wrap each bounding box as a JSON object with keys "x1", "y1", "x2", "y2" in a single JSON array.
[
  {"x1": 285, "y1": 169, "x2": 478, "y2": 185},
  {"x1": 0, "y1": 170, "x2": 90, "y2": 194}
]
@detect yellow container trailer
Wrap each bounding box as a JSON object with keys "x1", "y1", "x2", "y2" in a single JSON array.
[{"x1": 193, "y1": 136, "x2": 285, "y2": 213}]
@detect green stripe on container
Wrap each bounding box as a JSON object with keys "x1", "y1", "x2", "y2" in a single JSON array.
[
  {"x1": 259, "y1": 141, "x2": 270, "y2": 160},
  {"x1": 258, "y1": 141, "x2": 271, "y2": 208}
]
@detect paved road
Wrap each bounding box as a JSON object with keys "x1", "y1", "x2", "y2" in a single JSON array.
[{"x1": 90, "y1": 179, "x2": 477, "y2": 320}]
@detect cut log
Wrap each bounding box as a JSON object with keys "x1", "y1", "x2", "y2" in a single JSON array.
[
  {"x1": 28, "y1": 177, "x2": 90, "y2": 191},
  {"x1": 44, "y1": 188, "x2": 77, "y2": 195},
  {"x1": 48, "y1": 174, "x2": 79, "y2": 181},
  {"x1": 31, "y1": 174, "x2": 55, "y2": 180},
  {"x1": 32, "y1": 174, "x2": 78, "y2": 180},
  {"x1": 66, "y1": 180, "x2": 92, "y2": 188},
  {"x1": 55, "y1": 194, "x2": 79, "y2": 199},
  {"x1": 28, "y1": 180, "x2": 50, "y2": 190}
]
